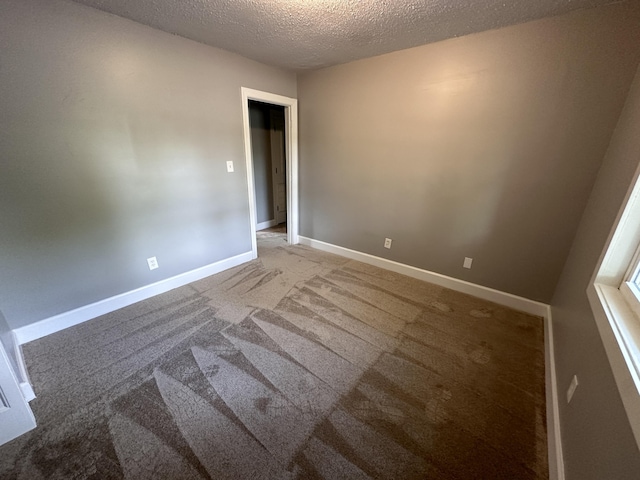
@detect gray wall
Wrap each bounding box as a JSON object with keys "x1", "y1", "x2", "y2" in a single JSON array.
[
  {"x1": 0, "y1": 0, "x2": 296, "y2": 329},
  {"x1": 297, "y1": 3, "x2": 640, "y2": 303},
  {"x1": 551, "y1": 65, "x2": 640, "y2": 479},
  {"x1": 249, "y1": 101, "x2": 275, "y2": 225}
]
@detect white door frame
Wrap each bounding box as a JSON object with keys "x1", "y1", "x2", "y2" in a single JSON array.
[
  {"x1": 241, "y1": 88, "x2": 299, "y2": 258},
  {"x1": 0, "y1": 340, "x2": 36, "y2": 446}
]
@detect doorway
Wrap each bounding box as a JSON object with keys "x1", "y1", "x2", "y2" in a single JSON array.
[
  {"x1": 241, "y1": 88, "x2": 299, "y2": 258},
  {"x1": 248, "y1": 101, "x2": 287, "y2": 233}
]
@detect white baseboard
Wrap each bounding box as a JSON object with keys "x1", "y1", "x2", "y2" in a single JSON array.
[
  {"x1": 298, "y1": 236, "x2": 548, "y2": 317},
  {"x1": 19, "y1": 382, "x2": 36, "y2": 403},
  {"x1": 13, "y1": 251, "x2": 253, "y2": 345},
  {"x1": 299, "y1": 235, "x2": 564, "y2": 478},
  {"x1": 257, "y1": 219, "x2": 278, "y2": 231},
  {"x1": 545, "y1": 306, "x2": 565, "y2": 480},
  {"x1": 13, "y1": 331, "x2": 36, "y2": 402}
]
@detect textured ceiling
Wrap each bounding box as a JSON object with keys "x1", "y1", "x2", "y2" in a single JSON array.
[{"x1": 70, "y1": 0, "x2": 618, "y2": 71}]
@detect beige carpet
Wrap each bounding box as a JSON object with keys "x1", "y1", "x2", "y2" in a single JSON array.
[{"x1": 0, "y1": 232, "x2": 548, "y2": 479}]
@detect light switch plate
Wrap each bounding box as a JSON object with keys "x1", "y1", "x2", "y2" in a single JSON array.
[{"x1": 226, "y1": 161, "x2": 234, "y2": 173}]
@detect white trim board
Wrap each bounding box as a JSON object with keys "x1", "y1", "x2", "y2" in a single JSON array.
[
  {"x1": 0, "y1": 330, "x2": 36, "y2": 402},
  {"x1": 19, "y1": 382, "x2": 36, "y2": 403},
  {"x1": 298, "y1": 236, "x2": 548, "y2": 317},
  {"x1": 298, "y1": 235, "x2": 564, "y2": 478},
  {"x1": 545, "y1": 306, "x2": 565, "y2": 480},
  {"x1": 13, "y1": 331, "x2": 35, "y2": 402},
  {"x1": 257, "y1": 219, "x2": 279, "y2": 231},
  {"x1": 241, "y1": 87, "x2": 299, "y2": 255},
  {"x1": 13, "y1": 251, "x2": 253, "y2": 345}
]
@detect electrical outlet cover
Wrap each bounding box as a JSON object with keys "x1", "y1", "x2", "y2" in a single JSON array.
[
  {"x1": 566, "y1": 375, "x2": 579, "y2": 404},
  {"x1": 147, "y1": 257, "x2": 159, "y2": 270}
]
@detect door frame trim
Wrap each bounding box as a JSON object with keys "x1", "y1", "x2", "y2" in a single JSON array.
[{"x1": 241, "y1": 88, "x2": 299, "y2": 256}]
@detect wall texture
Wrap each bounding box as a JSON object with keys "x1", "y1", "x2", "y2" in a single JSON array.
[
  {"x1": 0, "y1": 0, "x2": 296, "y2": 329},
  {"x1": 297, "y1": 3, "x2": 640, "y2": 303},
  {"x1": 551, "y1": 65, "x2": 640, "y2": 479}
]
